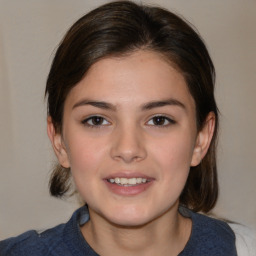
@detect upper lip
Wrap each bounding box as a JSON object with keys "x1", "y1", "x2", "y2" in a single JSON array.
[{"x1": 104, "y1": 172, "x2": 154, "y2": 180}]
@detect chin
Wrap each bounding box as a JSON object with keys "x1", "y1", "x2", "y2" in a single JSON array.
[
  {"x1": 102, "y1": 205, "x2": 155, "y2": 227},
  {"x1": 109, "y1": 215, "x2": 151, "y2": 227}
]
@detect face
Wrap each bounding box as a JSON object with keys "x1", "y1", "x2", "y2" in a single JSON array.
[{"x1": 49, "y1": 50, "x2": 211, "y2": 227}]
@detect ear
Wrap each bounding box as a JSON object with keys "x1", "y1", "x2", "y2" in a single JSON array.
[
  {"x1": 47, "y1": 116, "x2": 70, "y2": 168},
  {"x1": 191, "y1": 112, "x2": 216, "y2": 167}
]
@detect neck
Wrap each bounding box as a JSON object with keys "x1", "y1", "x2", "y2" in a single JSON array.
[{"x1": 81, "y1": 204, "x2": 192, "y2": 256}]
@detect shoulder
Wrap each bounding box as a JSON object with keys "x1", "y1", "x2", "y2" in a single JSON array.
[
  {"x1": 228, "y1": 223, "x2": 256, "y2": 256},
  {"x1": 0, "y1": 224, "x2": 67, "y2": 256},
  {"x1": 0, "y1": 206, "x2": 91, "y2": 256},
  {"x1": 0, "y1": 230, "x2": 47, "y2": 256},
  {"x1": 194, "y1": 211, "x2": 236, "y2": 239},
  {"x1": 180, "y1": 207, "x2": 236, "y2": 241},
  {"x1": 192, "y1": 212, "x2": 236, "y2": 248},
  {"x1": 180, "y1": 208, "x2": 237, "y2": 255}
]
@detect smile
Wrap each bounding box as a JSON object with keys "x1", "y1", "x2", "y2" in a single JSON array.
[{"x1": 108, "y1": 177, "x2": 148, "y2": 186}]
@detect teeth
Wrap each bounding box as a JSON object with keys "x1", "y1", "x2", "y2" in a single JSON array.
[
  {"x1": 137, "y1": 178, "x2": 142, "y2": 183},
  {"x1": 114, "y1": 178, "x2": 120, "y2": 184},
  {"x1": 108, "y1": 177, "x2": 148, "y2": 186},
  {"x1": 120, "y1": 178, "x2": 127, "y2": 185},
  {"x1": 129, "y1": 178, "x2": 137, "y2": 185}
]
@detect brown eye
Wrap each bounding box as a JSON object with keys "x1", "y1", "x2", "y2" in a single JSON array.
[
  {"x1": 147, "y1": 116, "x2": 175, "y2": 126},
  {"x1": 153, "y1": 116, "x2": 166, "y2": 125},
  {"x1": 90, "y1": 116, "x2": 104, "y2": 125},
  {"x1": 82, "y1": 116, "x2": 110, "y2": 127}
]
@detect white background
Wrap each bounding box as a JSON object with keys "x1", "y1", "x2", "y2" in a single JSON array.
[{"x1": 0, "y1": 0, "x2": 255, "y2": 239}]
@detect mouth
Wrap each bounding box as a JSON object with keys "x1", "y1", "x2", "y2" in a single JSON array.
[
  {"x1": 104, "y1": 173, "x2": 154, "y2": 196},
  {"x1": 107, "y1": 177, "x2": 149, "y2": 186}
]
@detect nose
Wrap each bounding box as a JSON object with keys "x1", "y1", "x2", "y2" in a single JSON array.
[{"x1": 110, "y1": 123, "x2": 147, "y2": 163}]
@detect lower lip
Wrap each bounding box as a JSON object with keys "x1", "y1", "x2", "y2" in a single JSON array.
[{"x1": 104, "y1": 180, "x2": 154, "y2": 196}]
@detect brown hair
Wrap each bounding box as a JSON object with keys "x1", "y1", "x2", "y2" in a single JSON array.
[{"x1": 45, "y1": 1, "x2": 219, "y2": 212}]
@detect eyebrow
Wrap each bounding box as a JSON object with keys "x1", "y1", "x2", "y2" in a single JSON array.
[
  {"x1": 141, "y1": 99, "x2": 186, "y2": 111},
  {"x1": 72, "y1": 100, "x2": 116, "y2": 111},
  {"x1": 72, "y1": 98, "x2": 186, "y2": 111}
]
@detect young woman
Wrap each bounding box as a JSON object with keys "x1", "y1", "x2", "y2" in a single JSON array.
[{"x1": 0, "y1": 1, "x2": 255, "y2": 255}]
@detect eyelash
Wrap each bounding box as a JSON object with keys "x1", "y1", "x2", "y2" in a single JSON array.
[
  {"x1": 81, "y1": 115, "x2": 176, "y2": 128},
  {"x1": 81, "y1": 116, "x2": 111, "y2": 128},
  {"x1": 146, "y1": 115, "x2": 176, "y2": 127}
]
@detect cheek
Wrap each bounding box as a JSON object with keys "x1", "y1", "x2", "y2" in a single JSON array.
[
  {"x1": 66, "y1": 136, "x2": 108, "y2": 201},
  {"x1": 159, "y1": 134, "x2": 194, "y2": 160},
  {"x1": 156, "y1": 143, "x2": 192, "y2": 202},
  {"x1": 66, "y1": 134, "x2": 107, "y2": 177},
  {"x1": 151, "y1": 131, "x2": 195, "y2": 181}
]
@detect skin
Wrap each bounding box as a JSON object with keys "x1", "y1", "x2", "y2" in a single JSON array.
[{"x1": 48, "y1": 50, "x2": 215, "y2": 256}]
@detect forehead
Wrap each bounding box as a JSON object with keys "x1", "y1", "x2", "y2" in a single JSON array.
[{"x1": 65, "y1": 50, "x2": 195, "y2": 110}]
